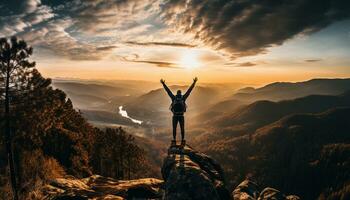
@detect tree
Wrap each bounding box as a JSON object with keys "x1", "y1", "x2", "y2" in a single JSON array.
[
  {"x1": 0, "y1": 36, "x2": 35, "y2": 200},
  {"x1": 90, "y1": 128, "x2": 147, "y2": 180}
]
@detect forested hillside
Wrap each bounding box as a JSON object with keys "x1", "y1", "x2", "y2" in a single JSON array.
[{"x1": 0, "y1": 37, "x2": 155, "y2": 199}]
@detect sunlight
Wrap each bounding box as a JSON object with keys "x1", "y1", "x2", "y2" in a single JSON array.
[{"x1": 179, "y1": 50, "x2": 200, "y2": 69}]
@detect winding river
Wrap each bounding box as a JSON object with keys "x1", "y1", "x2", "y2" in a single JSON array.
[{"x1": 118, "y1": 106, "x2": 143, "y2": 125}]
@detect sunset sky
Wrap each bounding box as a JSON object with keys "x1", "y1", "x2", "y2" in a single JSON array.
[{"x1": 1, "y1": 0, "x2": 350, "y2": 84}]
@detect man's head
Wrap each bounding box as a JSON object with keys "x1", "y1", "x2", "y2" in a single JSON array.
[{"x1": 177, "y1": 90, "x2": 182, "y2": 96}]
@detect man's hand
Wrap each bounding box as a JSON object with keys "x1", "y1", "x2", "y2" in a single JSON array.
[
  {"x1": 193, "y1": 77, "x2": 198, "y2": 83},
  {"x1": 160, "y1": 79, "x2": 165, "y2": 84}
]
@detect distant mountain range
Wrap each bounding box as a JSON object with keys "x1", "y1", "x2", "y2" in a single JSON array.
[
  {"x1": 234, "y1": 78, "x2": 350, "y2": 102},
  {"x1": 212, "y1": 91, "x2": 350, "y2": 131}
]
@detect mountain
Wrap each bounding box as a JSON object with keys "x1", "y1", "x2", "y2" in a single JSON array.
[
  {"x1": 191, "y1": 99, "x2": 245, "y2": 125},
  {"x1": 52, "y1": 80, "x2": 162, "y2": 110},
  {"x1": 234, "y1": 78, "x2": 350, "y2": 102},
  {"x1": 52, "y1": 81, "x2": 137, "y2": 110},
  {"x1": 212, "y1": 91, "x2": 350, "y2": 131},
  {"x1": 53, "y1": 82, "x2": 133, "y2": 97},
  {"x1": 203, "y1": 107, "x2": 350, "y2": 199}
]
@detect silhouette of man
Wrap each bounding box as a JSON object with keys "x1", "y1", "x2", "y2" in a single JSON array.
[{"x1": 161, "y1": 77, "x2": 198, "y2": 146}]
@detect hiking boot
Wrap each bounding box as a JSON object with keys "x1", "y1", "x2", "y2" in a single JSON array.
[
  {"x1": 171, "y1": 140, "x2": 176, "y2": 147},
  {"x1": 180, "y1": 139, "x2": 186, "y2": 147}
]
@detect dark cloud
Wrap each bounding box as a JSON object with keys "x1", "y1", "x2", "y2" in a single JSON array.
[
  {"x1": 0, "y1": 0, "x2": 54, "y2": 37},
  {"x1": 238, "y1": 62, "x2": 257, "y2": 67},
  {"x1": 131, "y1": 60, "x2": 179, "y2": 68},
  {"x1": 305, "y1": 59, "x2": 322, "y2": 63},
  {"x1": 96, "y1": 45, "x2": 118, "y2": 51},
  {"x1": 125, "y1": 41, "x2": 196, "y2": 48},
  {"x1": 121, "y1": 55, "x2": 179, "y2": 68},
  {"x1": 59, "y1": 0, "x2": 157, "y2": 33},
  {"x1": 161, "y1": 0, "x2": 350, "y2": 58},
  {"x1": 0, "y1": 0, "x2": 122, "y2": 60},
  {"x1": 3, "y1": 0, "x2": 348, "y2": 62},
  {"x1": 225, "y1": 62, "x2": 257, "y2": 67}
]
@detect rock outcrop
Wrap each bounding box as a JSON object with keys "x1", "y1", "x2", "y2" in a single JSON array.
[
  {"x1": 232, "y1": 180, "x2": 300, "y2": 200},
  {"x1": 41, "y1": 175, "x2": 163, "y2": 199},
  {"x1": 39, "y1": 145, "x2": 300, "y2": 200},
  {"x1": 161, "y1": 144, "x2": 231, "y2": 200}
]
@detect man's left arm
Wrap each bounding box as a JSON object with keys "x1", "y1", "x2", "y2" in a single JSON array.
[{"x1": 183, "y1": 77, "x2": 198, "y2": 100}]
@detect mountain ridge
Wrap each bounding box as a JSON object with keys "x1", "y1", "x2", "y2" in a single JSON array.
[
  {"x1": 212, "y1": 91, "x2": 350, "y2": 131},
  {"x1": 234, "y1": 78, "x2": 350, "y2": 102}
]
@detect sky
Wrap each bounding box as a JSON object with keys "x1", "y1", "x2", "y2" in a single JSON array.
[{"x1": 1, "y1": 0, "x2": 350, "y2": 84}]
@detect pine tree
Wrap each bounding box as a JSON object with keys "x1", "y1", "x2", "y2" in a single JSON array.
[{"x1": 0, "y1": 36, "x2": 35, "y2": 200}]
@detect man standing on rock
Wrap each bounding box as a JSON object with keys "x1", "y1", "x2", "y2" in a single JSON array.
[{"x1": 160, "y1": 77, "x2": 198, "y2": 146}]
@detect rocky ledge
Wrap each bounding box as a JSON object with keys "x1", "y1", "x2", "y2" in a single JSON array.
[
  {"x1": 41, "y1": 175, "x2": 163, "y2": 199},
  {"x1": 40, "y1": 144, "x2": 299, "y2": 200}
]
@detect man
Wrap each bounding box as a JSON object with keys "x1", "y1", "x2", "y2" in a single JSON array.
[{"x1": 160, "y1": 77, "x2": 198, "y2": 146}]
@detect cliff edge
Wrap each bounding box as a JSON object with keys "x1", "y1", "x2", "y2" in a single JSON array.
[
  {"x1": 39, "y1": 144, "x2": 299, "y2": 200},
  {"x1": 161, "y1": 144, "x2": 231, "y2": 200}
]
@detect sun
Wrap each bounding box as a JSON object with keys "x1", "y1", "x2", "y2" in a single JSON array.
[{"x1": 179, "y1": 50, "x2": 200, "y2": 69}]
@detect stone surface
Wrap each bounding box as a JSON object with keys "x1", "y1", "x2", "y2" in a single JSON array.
[
  {"x1": 41, "y1": 175, "x2": 163, "y2": 199},
  {"x1": 258, "y1": 187, "x2": 285, "y2": 200},
  {"x1": 161, "y1": 144, "x2": 231, "y2": 200},
  {"x1": 232, "y1": 180, "x2": 259, "y2": 200},
  {"x1": 232, "y1": 179, "x2": 300, "y2": 200}
]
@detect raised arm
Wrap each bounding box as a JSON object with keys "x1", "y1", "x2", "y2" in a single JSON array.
[
  {"x1": 160, "y1": 79, "x2": 175, "y2": 99},
  {"x1": 183, "y1": 77, "x2": 198, "y2": 100}
]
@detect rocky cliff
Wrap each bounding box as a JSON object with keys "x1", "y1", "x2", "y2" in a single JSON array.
[
  {"x1": 40, "y1": 144, "x2": 299, "y2": 200},
  {"x1": 162, "y1": 145, "x2": 231, "y2": 200}
]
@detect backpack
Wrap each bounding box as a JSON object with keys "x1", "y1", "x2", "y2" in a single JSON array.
[{"x1": 170, "y1": 96, "x2": 187, "y2": 114}]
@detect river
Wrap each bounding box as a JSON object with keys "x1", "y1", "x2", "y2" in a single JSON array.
[{"x1": 118, "y1": 106, "x2": 143, "y2": 125}]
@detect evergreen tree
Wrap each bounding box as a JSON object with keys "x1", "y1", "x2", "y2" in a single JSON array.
[
  {"x1": 0, "y1": 36, "x2": 35, "y2": 200},
  {"x1": 91, "y1": 128, "x2": 146, "y2": 180}
]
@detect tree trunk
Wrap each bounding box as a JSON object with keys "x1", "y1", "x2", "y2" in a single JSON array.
[
  {"x1": 5, "y1": 67, "x2": 18, "y2": 200},
  {"x1": 128, "y1": 155, "x2": 130, "y2": 180}
]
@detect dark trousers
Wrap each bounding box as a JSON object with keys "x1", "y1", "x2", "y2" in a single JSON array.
[{"x1": 172, "y1": 115, "x2": 184, "y2": 140}]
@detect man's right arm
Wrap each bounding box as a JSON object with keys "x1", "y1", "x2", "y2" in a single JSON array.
[{"x1": 161, "y1": 79, "x2": 175, "y2": 99}]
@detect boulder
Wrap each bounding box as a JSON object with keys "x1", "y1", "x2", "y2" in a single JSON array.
[
  {"x1": 161, "y1": 144, "x2": 231, "y2": 200},
  {"x1": 233, "y1": 179, "x2": 300, "y2": 200},
  {"x1": 258, "y1": 188, "x2": 285, "y2": 200},
  {"x1": 41, "y1": 175, "x2": 163, "y2": 199},
  {"x1": 232, "y1": 180, "x2": 259, "y2": 200}
]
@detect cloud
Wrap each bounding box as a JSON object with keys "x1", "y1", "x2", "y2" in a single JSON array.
[
  {"x1": 3, "y1": 0, "x2": 347, "y2": 63},
  {"x1": 20, "y1": 19, "x2": 116, "y2": 60},
  {"x1": 121, "y1": 54, "x2": 179, "y2": 68},
  {"x1": 0, "y1": 0, "x2": 54, "y2": 37},
  {"x1": 130, "y1": 60, "x2": 179, "y2": 68},
  {"x1": 305, "y1": 59, "x2": 322, "y2": 63},
  {"x1": 225, "y1": 62, "x2": 257, "y2": 67},
  {"x1": 61, "y1": 0, "x2": 159, "y2": 34},
  {"x1": 160, "y1": 0, "x2": 350, "y2": 58},
  {"x1": 238, "y1": 62, "x2": 257, "y2": 67},
  {"x1": 24, "y1": 0, "x2": 41, "y2": 13},
  {"x1": 125, "y1": 41, "x2": 196, "y2": 48},
  {"x1": 96, "y1": 45, "x2": 118, "y2": 51}
]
